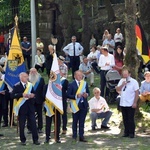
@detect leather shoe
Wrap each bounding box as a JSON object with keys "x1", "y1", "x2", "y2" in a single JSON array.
[
  {"x1": 27, "y1": 130, "x2": 32, "y2": 134},
  {"x1": 44, "y1": 139, "x2": 49, "y2": 144},
  {"x1": 122, "y1": 134, "x2": 129, "y2": 137},
  {"x1": 129, "y1": 134, "x2": 134, "y2": 138},
  {"x1": 33, "y1": 141, "x2": 40, "y2": 145},
  {"x1": 2, "y1": 124, "x2": 8, "y2": 127},
  {"x1": 56, "y1": 140, "x2": 61, "y2": 143},
  {"x1": 92, "y1": 127, "x2": 99, "y2": 131},
  {"x1": 21, "y1": 141, "x2": 26, "y2": 146},
  {"x1": 79, "y1": 138, "x2": 87, "y2": 142},
  {"x1": 101, "y1": 125, "x2": 110, "y2": 129},
  {"x1": 38, "y1": 129, "x2": 43, "y2": 134},
  {"x1": 0, "y1": 134, "x2": 4, "y2": 137}
]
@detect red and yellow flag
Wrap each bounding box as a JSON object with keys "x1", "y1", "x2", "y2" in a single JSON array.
[{"x1": 135, "y1": 18, "x2": 150, "y2": 63}]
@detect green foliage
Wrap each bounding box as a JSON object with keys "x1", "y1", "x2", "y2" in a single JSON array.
[
  {"x1": 0, "y1": 0, "x2": 11, "y2": 27},
  {"x1": 0, "y1": 0, "x2": 30, "y2": 27},
  {"x1": 77, "y1": 28, "x2": 83, "y2": 33},
  {"x1": 78, "y1": 9, "x2": 84, "y2": 18},
  {"x1": 19, "y1": 0, "x2": 30, "y2": 22}
]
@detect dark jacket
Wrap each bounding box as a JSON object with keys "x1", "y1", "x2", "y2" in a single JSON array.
[{"x1": 67, "y1": 80, "x2": 90, "y2": 109}]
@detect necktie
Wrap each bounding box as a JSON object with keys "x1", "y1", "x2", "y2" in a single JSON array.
[
  {"x1": 24, "y1": 84, "x2": 26, "y2": 89},
  {"x1": 78, "y1": 81, "x2": 80, "y2": 87},
  {"x1": 73, "y1": 43, "x2": 75, "y2": 56}
]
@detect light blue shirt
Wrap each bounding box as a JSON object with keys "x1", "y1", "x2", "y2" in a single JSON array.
[
  {"x1": 103, "y1": 39, "x2": 115, "y2": 53},
  {"x1": 63, "y1": 42, "x2": 83, "y2": 56},
  {"x1": 140, "y1": 80, "x2": 150, "y2": 94}
]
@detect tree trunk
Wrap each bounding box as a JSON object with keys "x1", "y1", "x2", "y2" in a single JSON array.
[
  {"x1": 56, "y1": 0, "x2": 74, "y2": 49},
  {"x1": 124, "y1": 0, "x2": 140, "y2": 115},
  {"x1": 124, "y1": 0, "x2": 139, "y2": 79},
  {"x1": 104, "y1": 0, "x2": 116, "y2": 22},
  {"x1": 78, "y1": 0, "x2": 90, "y2": 55}
]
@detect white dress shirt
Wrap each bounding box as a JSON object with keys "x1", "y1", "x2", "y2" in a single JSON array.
[
  {"x1": 117, "y1": 77, "x2": 139, "y2": 107},
  {"x1": 89, "y1": 96, "x2": 109, "y2": 113},
  {"x1": 63, "y1": 42, "x2": 83, "y2": 56}
]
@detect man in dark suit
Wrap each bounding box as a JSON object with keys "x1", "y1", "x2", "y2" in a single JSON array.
[
  {"x1": 60, "y1": 75, "x2": 69, "y2": 134},
  {"x1": 29, "y1": 68, "x2": 45, "y2": 133},
  {"x1": 11, "y1": 72, "x2": 40, "y2": 145},
  {"x1": 67, "y1": 70, "x2": 90, "y2": 142},
  {"x1": 0, "y1": 72, "x2": 10, "y2": 135},
  {"x1": 43, "y1": 84, "x2": 61, "y2": 143}
]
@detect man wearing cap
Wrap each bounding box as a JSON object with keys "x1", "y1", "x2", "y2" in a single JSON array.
[
  {"x1": 58, "y1": 56, "x2": 68, "y2": 79},
  {"x1": 139, "y1": 71, "x2": 150, "y2": 102},
  {"x1": 63, "y1": 36, "x2": 83, "y2": 78},
  {"x1": 98, "y1": 45, "x2": 115, "y2": 98}
]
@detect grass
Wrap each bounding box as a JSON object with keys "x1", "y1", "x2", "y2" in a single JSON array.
[{"x1": 0, "y1": 69, "x2": 150, "y2": 150}]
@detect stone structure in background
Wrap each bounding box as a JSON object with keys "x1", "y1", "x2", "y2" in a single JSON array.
[{"x1": 38, "y1": 0, "x2": 125, "y2": 54}]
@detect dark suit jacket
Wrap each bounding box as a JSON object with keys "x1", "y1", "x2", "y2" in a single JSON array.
[
  {"x1": 11, "y1": 82, "x2": 35, "y2": 115},
  {"x1": 0, "y1": 83, "x2": 9, "y2": 109},
  {"x1": 61, "y1": 79, "x2": 69, "y2": 102},
  {"x1": 67, "y1": 80, "x2": 90, "y2": 109},
  {"x1": 34, "y1": 77, "x2": 45, "y2": 104}
]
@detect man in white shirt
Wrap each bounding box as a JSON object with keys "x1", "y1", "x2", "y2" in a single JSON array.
[
  {"x1": 89, "y1": 87, "x2": 112, "y2": 130},
  {"x1": 116, "y1": 68, "x2": 139, "y2": 138},
  {"x1": 63, "y1": 36, "x2": 83, "y2": 78},
  {"x1": 98, "y1": 46, "x2": 115, "y2": 98}
]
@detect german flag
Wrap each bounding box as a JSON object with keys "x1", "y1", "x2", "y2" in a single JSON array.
[{"x1": 135, "y1": 17, "x2": 150, "y2": 63}]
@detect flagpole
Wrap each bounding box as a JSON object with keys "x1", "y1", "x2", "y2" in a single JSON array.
[
  {"x1": 10, "y1": 15, "x2": 19, "y2": 133},
  {"x1": 54, "y1": 108, "x2": 57, "y2": 142},
  {"x1": 51, "y1": 38, "x2": 58, "y2": 142}
]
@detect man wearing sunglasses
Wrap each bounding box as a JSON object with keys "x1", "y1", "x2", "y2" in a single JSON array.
[{"x1": 115, "y1": 67, "x2": 139, "y2": 138}]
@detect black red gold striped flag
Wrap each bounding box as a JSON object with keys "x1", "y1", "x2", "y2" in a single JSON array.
[{"x1": 135, "y1": 17, "x2": 150, "y2": 63}]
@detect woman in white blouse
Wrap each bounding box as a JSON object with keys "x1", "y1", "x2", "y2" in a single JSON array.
[
  {"x1": 114, "y1": 28, "x2": 123, "y2": 49},
  {"x1": 34, "y1": 49, "x2": 45, "y2": 72}
]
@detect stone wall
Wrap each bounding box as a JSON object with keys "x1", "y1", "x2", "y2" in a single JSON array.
[{"x1": 38, "y1": 1, "x2": 125, "y2": 54}]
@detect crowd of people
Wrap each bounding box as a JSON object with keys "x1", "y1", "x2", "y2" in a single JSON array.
[{"x1": 0, "y1": 28, "x2": 149, "y2": 146}]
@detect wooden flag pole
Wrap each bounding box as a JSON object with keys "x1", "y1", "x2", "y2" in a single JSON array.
[
  {"x1": 10, "y1": 100, "x2": 14, "y2": 128},
  {"x1": 54, "y1": 108, "x2": 57, "y2": 142}
]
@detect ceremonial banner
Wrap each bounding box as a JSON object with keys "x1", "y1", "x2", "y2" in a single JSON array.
[
  {"x1": 5, "y1": 28, "x2": 26, "y2": 88},
  {"x1": 46, "y1": 53, "x2": 63, "y2": 114}
]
